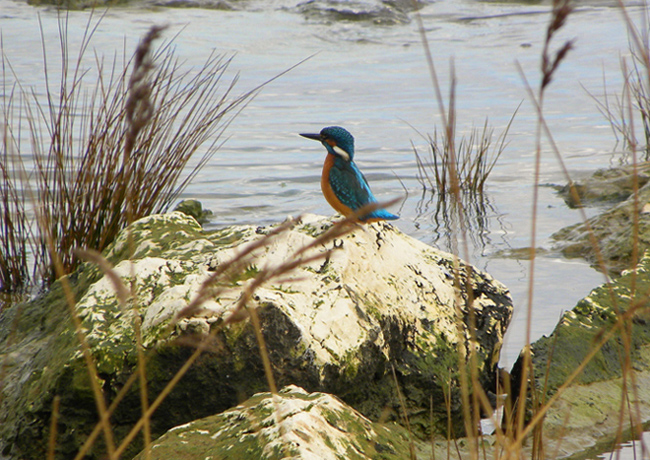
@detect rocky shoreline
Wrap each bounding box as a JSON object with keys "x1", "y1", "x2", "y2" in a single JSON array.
[{"x1": 1, "y1": 180, "x2": 650, "y2": 459}]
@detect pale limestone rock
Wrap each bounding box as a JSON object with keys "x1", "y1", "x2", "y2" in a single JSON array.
[
  {"x1": 75, "y1": 212, "x2": 512, "y2": 381},
  {"x1": 96, "y1": 212, "x2": 510, "y2": 432},
  {"x1": 0, "y1": 211, "x2": 512, "y2": 459}
]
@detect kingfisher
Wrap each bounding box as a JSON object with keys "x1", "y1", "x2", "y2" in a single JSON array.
[{"x1": 300, "y1": 126, "x2": 399, "y2": 222}]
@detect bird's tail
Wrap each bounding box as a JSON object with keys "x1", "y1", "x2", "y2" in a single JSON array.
[{"x1": 361, "y1": 208, "x2": 399, "y2": 222}]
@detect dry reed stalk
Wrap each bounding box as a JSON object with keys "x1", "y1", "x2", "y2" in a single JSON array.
[
  {"x1": 390, "y1": 365, "x2": 417, "y2": 460},
  {"x1": 413, "y1": 7, "x2": 486, "y2": 460},
  {"x1": 585, "y1": 59, "x2": 650, "y2": 160},
  {"x1": 414, "y1": 108, "x2": 517, "y2": 197},
  {"x1": 513, "y1": 2, "x2": 575, "y2": 454},
  {"x1": 509, "y1": 294, "x2": 650, "y2": 451},
  {"x1": 37, "y1": 213, "x2": 118, "y2": 458},
  {"x1": 73, "y1": 368, "x2": 140, "y2": 460},
  {"x1": 125, "y1": 26, "x2": 168, "y2": 459},
  {"x1": 411, "y1": 24, "x2": 516, "y2": 456},
  {"x1": 47, "y1": 396, "x2": 61, "y2": 460},
  {"x1": 609, "y1": 2, "x2": 650, "y2": 453}
]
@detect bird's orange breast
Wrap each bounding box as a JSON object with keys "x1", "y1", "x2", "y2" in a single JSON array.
[{"x1": 321, "y1": 153, "x2": 354, "y2": 217}]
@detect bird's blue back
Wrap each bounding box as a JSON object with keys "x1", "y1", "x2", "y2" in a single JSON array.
[
  {"x1": 328, "y1": 153, "x2": 399, "y2": 221},
  {"x1": 301, "y1": 125, "x2": 398, "y2": 222}
]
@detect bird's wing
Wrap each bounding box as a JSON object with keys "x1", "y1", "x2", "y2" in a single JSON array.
[{"x1": 329, "y1": 161, "x2": 377, "y2": 211}]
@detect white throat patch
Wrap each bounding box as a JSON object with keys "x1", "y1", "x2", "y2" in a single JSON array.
[{"x1": 333, "y1": 145, "x2": 351, "y2": 162}]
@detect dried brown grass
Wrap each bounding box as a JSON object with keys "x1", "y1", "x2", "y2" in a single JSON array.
[
  {"x1": 413, "y1": 110, "x2": 518, "y2": 197},
  {"x1": 0, "y1": 12, "x2": 256, "y2": 293}
]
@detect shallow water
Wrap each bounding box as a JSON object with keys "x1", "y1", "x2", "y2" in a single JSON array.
[
  {"x1": 0, "y1": 0, "x2": 645, "y2": 369},
  {"x1": 596, "y1": 431, "x2": 650, "y2": 460}
]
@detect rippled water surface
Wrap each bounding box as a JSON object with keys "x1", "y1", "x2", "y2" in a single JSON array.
[{"x1": 1, "y1": 0, "x2": 645, "y2": 367}]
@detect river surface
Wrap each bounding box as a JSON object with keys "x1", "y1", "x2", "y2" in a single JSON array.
[{"x1": 0, "y1": 0, "x2": 645, "y2": 370}]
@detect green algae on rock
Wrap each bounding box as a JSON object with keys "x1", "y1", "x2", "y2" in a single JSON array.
[
  {"x1": 0, "y1": 211, "x2": 513, "y2": 459},
  {"x1": 132, "y1": 385, "x2": 415, "y2": 460},
  {"x1": 510, "y1": 250, "x2": 650, "y2": 458},
  {"x1": 173, "y1": 199, "x2": 214, "y2": 225},
  {"x1": 552, "y1": 169, "x2": 650, "y2": 275},
  {"x1": 557, "y1": 163, "x2": 650, "y2": 209},
  {"x1": 514, "y1": 250, "x2": 650, "y2": 391}
]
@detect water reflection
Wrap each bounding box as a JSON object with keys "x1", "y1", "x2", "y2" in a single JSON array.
[{"x1": 414, "y1": 187, "x2": 507, "y2": 265}]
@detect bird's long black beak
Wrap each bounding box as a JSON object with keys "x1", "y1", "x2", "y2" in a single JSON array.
[{"x1": 299, "y1": 133, "x2": 322, "y2": 141}]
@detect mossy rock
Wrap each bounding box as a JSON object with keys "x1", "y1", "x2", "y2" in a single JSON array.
[
  {"x1": 509, "y1": 250, "x2": 650, "y2": 458},
  {"x1": 552, "y1": 178, "x2": 650, "y2": 275},
  {"x1": 512, "y1": 250, "x2": 650, "y2": 393},
  {"x1": 557, "y1": 163, "x2": 650, "y2": 209},
  {"x1": 0, "y1": 212, "x2": 513, "y2": 459},
  {"x1": 173, "y1": 199, "x2": 213, "y2": 225},
  {"x1": 133, "y1": 385, "x2": 416, "y2": 460}
]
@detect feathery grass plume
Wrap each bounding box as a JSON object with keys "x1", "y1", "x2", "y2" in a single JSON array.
[
  {"x1": 0, "y1": 13, "x2": 258, "y2": 293},
  {"x1": 124, "y1": 25, "x2": 165, "y2": 160},
  {"x1": 540, "y1": 0, "x2": 574, "y2": 91},
  {"x1": 122, "y1": 27, "x2": 169, "y2": 458}
]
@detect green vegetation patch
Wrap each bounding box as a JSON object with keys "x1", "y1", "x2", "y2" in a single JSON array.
[
  {"x1": 0, "y1": 268, "x2": 102, "y2": 459},
  {"x1": 104, "y1": 213, "x2": 255, "y2": 266},
  {"x1": 522, "y1": 250, "x2": 650, "y2": 394},
  {"x1": 133, "y1": 386, "x2": 414, "y2": 460}
]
